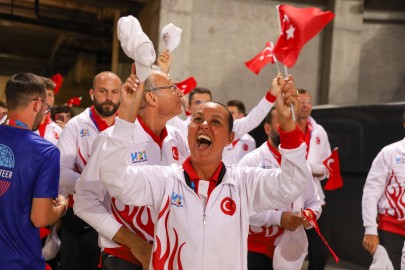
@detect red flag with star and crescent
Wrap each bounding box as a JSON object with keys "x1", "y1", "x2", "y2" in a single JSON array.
[
  {"x1": 245, "y1": 41, "x2": 276, "y2": 74},
  {"x1": 175, "y1": 76, "x2": 197, "y2": 95},
  {"x1": 323, "y1": 147, "x2": 343, "y2": 190},
  {"x1": 272, "y1": 4, "x2": 334, "y2": 68}
]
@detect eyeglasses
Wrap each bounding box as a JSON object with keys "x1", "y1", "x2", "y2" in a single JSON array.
[
  {"x1": 301, "y1": 100, "x2": 312, "y2": 106},
  {"x1": 32, "y1": 98, "x2": 51, "y2": 114},
  {"x1": 148, "y1": 84, "x2": 178, "y2": 92}
]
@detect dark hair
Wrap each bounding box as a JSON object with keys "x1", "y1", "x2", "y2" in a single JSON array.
[
  {"x1": 51, "y1": 105, "x2": 75, "y2": 121},
  {"x1": 226, "y1": 99, "x2": 246, "y2": 116},
  {"x1": 264, "y1": 107, "x2": 277, "y2": 125},
  {"x1": 42, "y1": 77, "x2": 56, "y2": 91},
  {"x1": 189, "y1": 87, "x2": 212, "y2": 105},
  {"x1": 5, "y1": 73, "x2": 46, "y2": 110},
  {"x1": 298, "y1": 88, "x2": 310, "y2": 95},
  {"x1": 0, "y1": 100, "x2": 7, "y2": 109},
  {"x1": 214, "y1": 101, "x2": 233, "y2": 133}
]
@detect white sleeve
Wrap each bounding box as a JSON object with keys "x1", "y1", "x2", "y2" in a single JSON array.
[
  {"x1": 73, "y1": 134, "x2": 122, "y2": 240},
  {"x1": 238, "y1": 152, "x2": 260, "y2": 167},
  {"x1": 99, "y1": 118, "x2": 167, "y2": 206},
  {"x1": 303, "y1": 180, "x2": 323, "y2": 220},
  {"x1": 233, "y1": 96, "x2": 273, "y2": 140},
  {"x1": 311, "y1": 127, "x2": 332, "y2": 181},
  {"x1": 362, "y1": 149, "x2": 389, "y2": 235},
  {"x1": 250, "y1": 210, "x2": 283, "y2": 227},
  {"x1": 240, "y1": 142, "x2": 312, "y2": 211},
  {"x1": 57, "y1": 121, "x2": 80, "y2": 195}
]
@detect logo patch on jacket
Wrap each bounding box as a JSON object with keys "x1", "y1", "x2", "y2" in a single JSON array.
[
  {"x1": 243, "y1": 143, "x2": 249, "y2": 151},
  {"x1": 172, "y1": 146, "x2": 179, "y2": 161},
  {"x1": 171, "y1": 192, "x2": 184, "y2": 207},
  {"x1": 316, "y1": 136, "x2": 320, "y2": 144},
  {"x1": 80, "y1": 128, "x2": 89, "y2": 137},
  {"x1": 396, "y1": 157, "x2": 405, "y2": 164},
  {"x1": 130, "y1": 151, "x2": 148, "y2": 163},
  {"x1": 220, "y1": 197, "x2": 236, "y2": 216}
]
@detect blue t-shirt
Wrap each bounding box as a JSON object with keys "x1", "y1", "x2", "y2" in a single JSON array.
[{"x1": 0, "y1": 125, "x2": 60, "y2": 270}]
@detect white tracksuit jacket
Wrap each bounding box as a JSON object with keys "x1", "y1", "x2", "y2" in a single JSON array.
[
  {"x1": 238, "y1": 141, "x2": 321, "y2": 261},
  {"x1": 35, "y1": 120, "x2": 62, "y2": 146},
  {"x1": 362, "y1": 137, "x2": 405, "y2": 236},
  {"x1": 305, "y1": 116, "x2": 332, "y2": 204},
  {"x1": 222, "y1": 133, "x2": 256, "y2": 166},
  {"x1": 98, "y1": 118, "x2": 312, "y2": 270},
  {"x1": 74, "y1": 118, "x2": 189, "y2": 261},
  {"x1": 57, "y1": 108, "x2": 100, "y2": 196}
]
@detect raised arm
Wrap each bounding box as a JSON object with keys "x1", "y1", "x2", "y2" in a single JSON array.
[
  {"x1": 118, "y1": 63, "x2": 144, "y2": 123},
  {"x1": 232, "y1": 74, "x2": 282, "y2": 140},
  {"x1": 157, "y1": 49, "x2": 172, "y2": 74},
  {"x1": 244, "y1": 76, "x2": 312, "y2": 210}
]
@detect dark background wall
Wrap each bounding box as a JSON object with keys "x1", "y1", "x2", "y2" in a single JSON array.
[{"x1": 249, "y1": 102, "x2": 405, "y2": 266}]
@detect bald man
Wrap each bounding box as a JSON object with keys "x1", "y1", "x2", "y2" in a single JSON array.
[{"x1": 57, "y1": 71, "x2": 122, "y2": 270}]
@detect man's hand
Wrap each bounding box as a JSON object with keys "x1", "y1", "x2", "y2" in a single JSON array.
[
  {"x1": 268, "y1": 73, "x2": 284, "y2": 96},
  {"x1": 280, "y1": 211, "x2": 302, "y2": 231},
  {"x1": 113, "y1": 226, "x2": 152, "y2": 268},
  {"x1": 157, "y1": 49, "x2": 172, "y2": 74},
  {"x1": 129, "y1": 240, "x2": 152, "y2": 269},
  {"x1": 363, "y1": 234, "x2": 379, "y2": 255},
  {"x1": 275, "y1": 75, "x2": 300, "y2": 132},
  {"x1": 119, "y1": 63, "x2": 143, "y2": 123},
  {"x1": 301, "y1": 209, "x2": 314, "y2": 228}
]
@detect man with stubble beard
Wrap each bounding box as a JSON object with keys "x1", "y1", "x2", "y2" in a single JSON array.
[{"x1": 57, "y1": 71, "x2": 121, "y2": 270}]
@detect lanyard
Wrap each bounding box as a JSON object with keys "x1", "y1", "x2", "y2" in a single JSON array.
[{"x1": 3, "y1": 119, "x2": 29, "y2": 129}]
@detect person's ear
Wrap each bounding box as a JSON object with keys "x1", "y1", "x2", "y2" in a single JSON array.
[
  {"x1": 226, "y1": 132, "x2": 235, "y2": 145},
  {"x1": 144, "y1": 92, "x2": 157, "y2": 106},
  {"x1": 89, "y1": 89, "x2": 94, "y2": 101},
  {"x1": 264, "y1": 123, "x2": 271, "y2": 136},
  {"x1": 32, "y1": 99, "x2": 42, "y2": 113}
]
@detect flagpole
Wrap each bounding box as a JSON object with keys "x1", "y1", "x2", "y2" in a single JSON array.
[
  {"x1": 270, "y1": 41, "x2": 280, "y2": 74},
  {"x1": 276, "y1": 5, "x2": 296, "y2": 121}
]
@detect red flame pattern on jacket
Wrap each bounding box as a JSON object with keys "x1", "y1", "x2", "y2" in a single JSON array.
[
  {"x1": 385, "y1": 169, "x2": 405, "y2": 220},
  {"x1": 153, "y1": 196, "x2": 186, "y2": 270},
  {"x1": 111, "y1": 198, "x2": 154, "y2": 240}
]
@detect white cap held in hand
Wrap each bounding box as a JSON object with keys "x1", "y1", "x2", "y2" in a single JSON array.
[
  {"x1": 161, "y1": 23, "x2": 182, "y2": 52},
  {"x1": 117, "y1": 15, "x2": 156, "y2": 82}
]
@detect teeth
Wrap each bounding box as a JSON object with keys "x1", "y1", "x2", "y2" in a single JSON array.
[{"x1": 197, "y1": 134, "x2": 211, "y2": 142}]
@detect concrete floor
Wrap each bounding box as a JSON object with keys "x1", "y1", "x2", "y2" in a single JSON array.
[{"x1": 301, "y1": 258, "x2": 368, "y2": 270}]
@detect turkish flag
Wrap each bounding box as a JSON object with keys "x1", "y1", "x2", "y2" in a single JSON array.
[
  {"x1": 175, "y1": 76, "x2": 197, "y2": 95},
  {"x1": 323, "y1": 148, "x2": 343, "y2": 190},
  {"x1": 51, "y1": 73, "x2": 63, "y2": 95},
  {"x1": 245, "y1": 41, "x2": 275, "y2": 75},
  {"x1": 272, "y1": 5, "x2": 334, "y2": 68}
]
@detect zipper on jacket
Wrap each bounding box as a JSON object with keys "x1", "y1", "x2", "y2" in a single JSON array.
[{"x1": 203, "y1": 211, "x2": 206, "y2": 226}]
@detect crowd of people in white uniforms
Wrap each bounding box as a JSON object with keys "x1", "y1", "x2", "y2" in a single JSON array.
[{"x1": 1, "y1": 14, "x2": 405, "y2": 270}]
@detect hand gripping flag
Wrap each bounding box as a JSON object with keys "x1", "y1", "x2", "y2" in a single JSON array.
[
  {"x1": 302, "y1": 210, "x2": 339, "y2": 263},
  {"x1": 273, "y1": 5, "x2": 334, "y2": 68},
  {"x1": 323, "y1": 147, "x2": 343, "y2": 190},
  {"x1": 245, "y1": 41, "x2": 275, "y2": 74},
  {"x1": 175, "y1": 76, "x2": 197, "y2": 95}
]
